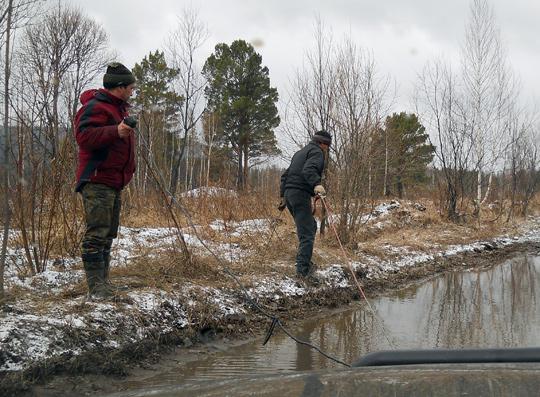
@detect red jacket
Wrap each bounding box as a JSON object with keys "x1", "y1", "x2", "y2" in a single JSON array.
[{"x1": 74, "y1": 89, "x2": 136, "y2": 192}]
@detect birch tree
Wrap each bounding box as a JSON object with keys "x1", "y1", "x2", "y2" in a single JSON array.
[
  {"x1": 286, "y1": 17, "x2": 337, "y2": 149},
  {"x1": 331, "y1": 38, "x2": 390, "y2": 239},
  {"x1": 416, "y1": 60, "x2": 474, "y2": 220},
  {"x1": 462, "y1": 0, "x2": 517, "y2": 217},
  {"x1": 0, "y1": 0, "x2": 13, "y2": 304},
  {"x1": 506, "y1": 114, "x2": 539, "y2": 220},
  {"x1": 0, "y1": 0, "x2": 41, "y2": 302},
  {"x1": 166, "y1": 7, "x2": 207, "y2": 196}
]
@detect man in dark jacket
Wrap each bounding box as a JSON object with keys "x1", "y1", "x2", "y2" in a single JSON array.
[
  {"x1": 74, "y1": 62, "x2": 136, "y2": 299},
  {"x1": 279, "y1": 130, "x2": 331, "y2": 278}
]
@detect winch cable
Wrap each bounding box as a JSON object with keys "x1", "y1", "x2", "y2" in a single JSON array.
[
  {"x1": 134, "y1": 127, "x2": 352, "y2": 368},
  {"x1": 319, "y1": 196, "x2": 397, "y2": 350},
  {"x1": 218, "y1": 213, "x2": 351, "y2": 367}
]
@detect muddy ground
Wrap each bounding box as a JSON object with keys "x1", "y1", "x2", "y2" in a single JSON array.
[{"x1": 3, "y1": 238, "x2": 539, "y2": 397}]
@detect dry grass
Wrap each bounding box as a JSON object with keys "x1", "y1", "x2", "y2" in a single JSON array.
[
  {"x1": 119, "y1": 189, "x2": 297, "y2": 283},
  {"x1": 110, "y1": 190, "x2": 302, "y2": 289},
  {"x1": 118, "y1": 192, "x2": 540, "y2": 275},
  {"x1": 122, "y1": 188, "x2": 277, "y2": 227},
  {"x1": 347, "y1": 199, "x2": 530, "y2": 260},
  {"x1": 113, "y1": 250, "x2": 222, "y2": 287},
  {"x1": 6, "y1": 190, "x2": 538, "y2": 302}
]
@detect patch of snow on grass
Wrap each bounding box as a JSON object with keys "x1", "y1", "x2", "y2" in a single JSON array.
[
  {"x1": 319, "y1": 265, "x2": 350, "y2": 288},
  {"x1": 361, "y1": 201, "x2": 401, "y2": 223},
  {"x1": 180, "y1": 187, "x2": 238, "y2": 198},
  {"x1": 129, "y1": 291, "x2": 163, "y2": 312},
  {"x1": 0, "y1": 312, "x2": 66, "y2": 371},
  {"x1": 209, "y1": 218, "x2": 271, "y2": 236},
  {"x1": 233, "y1": 219, "x2": 271, "y2": 235},
  {"x1": 113, "y1": 227, "x2": 179, "y2": 263},
  {"x1": 279, "y1": 278, "x2": 307, "y2": 296},
  {"x1": 249, "y1": 277, "x2": 307, "y2": 298}
]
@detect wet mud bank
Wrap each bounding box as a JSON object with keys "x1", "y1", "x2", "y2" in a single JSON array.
[{"x1": 2, "y1": 235, "x2": 540, "y2": 396}]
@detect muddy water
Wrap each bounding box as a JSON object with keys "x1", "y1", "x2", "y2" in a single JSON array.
[{"x1": 107, "y1": 253, "x2": 540, "y2": 396}]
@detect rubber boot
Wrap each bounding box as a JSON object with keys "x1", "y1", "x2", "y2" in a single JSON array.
[
  {"x1": 85, "y1": 268, "x2": 105, "y2": 298},
  {"x1": 103, "y1": 251, "x2": 111, "y2": 283},
  {"x1": 83, "y1": 258, "x2": 113, "y2": 299},
  {"x1": 304, "y1": 261, "x2": 320, "y2": 286},
  {"x1": 102, "y1": 250, "x2": 125, "y2": 293},
  {"x1": 102, "y1": 249, "x2": 111, "y2": 284},
  {"x1": 306, "y1": 261, "x2": 318, "y2": 277}
]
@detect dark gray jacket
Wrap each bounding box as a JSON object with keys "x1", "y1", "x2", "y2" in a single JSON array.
[{"x1": 280, "y1": 141, "x2": 325, "y2": 197}]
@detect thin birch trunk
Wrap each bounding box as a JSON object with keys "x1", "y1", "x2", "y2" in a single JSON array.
[{"x1": 1, "y1": 0, "x2": 14, "y2": 303}]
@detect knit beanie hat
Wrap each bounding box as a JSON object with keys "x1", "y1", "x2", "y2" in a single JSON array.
[
  {"x1": 313, "y1": 130, "x2": 332, "y2": 146},
  {"x1": 103, "y1": 62, "x2": 136, "y2": 89}
]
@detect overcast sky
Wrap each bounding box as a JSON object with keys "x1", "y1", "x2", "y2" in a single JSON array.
[{"x1": 68, "y1": 0, "x2": 539, "y2": 120}]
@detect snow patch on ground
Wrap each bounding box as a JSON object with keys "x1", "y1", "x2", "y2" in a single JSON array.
[
  {"x1": 361, "y1": 200, "x2": 401, "y2": 223},
  {"x1": 249, "y1": 276, "x2": 307, "y2": 299},
  {"x1": 180, "y1": 187, "x2": 238, "y2": 198},
  {"x1": 318, "y1": 265, "x2": 351, "y2": 288},
  {"x1": 195, "y1": 286, "x2": 246, "y2": 316},
  {"x1": 0, "y1": 288, "x2": 193, "y2": 371},
  {"x1": 9, "y1": 269, "x2": 84, "y2": 293},
  {"x1": 113, "y1": 227, "x2": 178, "y2": 264},
  {"x1": 113, "y1": 224, "x2": 265, "y2": 264},
  {"x1": 0, "y1": 311, "x2": 82, "y2": 371},
  {"x1": 209, "y1": 218, "x2": 271, "y2": 237},
  {"x1": 4, "y1": 257, "x2": 82, "y2": 293},
  {"x1": 325, "y1": 200, "x2": 402, "y2": 227}
]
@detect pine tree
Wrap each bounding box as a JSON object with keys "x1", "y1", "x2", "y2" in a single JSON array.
[
  {"x1": 132, "y1": 51, "x2": 183, "y2": 191},
  {"x1": 202, "y1": 40, "x2": 280, "y2": 190},
  {"x1": 382, "y1": 113, "x2": 435, "y2": 198}
]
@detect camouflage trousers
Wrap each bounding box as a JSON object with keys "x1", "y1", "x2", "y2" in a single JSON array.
[{"x1": 80, "y1": 183, "x2": 121, "y2": 272}]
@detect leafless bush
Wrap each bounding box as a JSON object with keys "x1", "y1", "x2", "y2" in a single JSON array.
[{"x1": 6, "y1": 3, "x2": 111, "y2": 275}]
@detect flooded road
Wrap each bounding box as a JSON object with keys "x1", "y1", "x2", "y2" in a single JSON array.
[{"x1": 101, "y1": 253, "x2": 540, "y2": 396}]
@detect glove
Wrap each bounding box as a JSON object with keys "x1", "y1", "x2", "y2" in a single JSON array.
[
  {"x1": 277, "y1": 197, "x2": 287, "y2": 211},
  {"x1": 314, "y1": 185, "x2": 326, "y2": 197}
]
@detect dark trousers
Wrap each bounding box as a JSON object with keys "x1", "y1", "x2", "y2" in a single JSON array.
[
  {"x1": 284, "y1": 188, "x2": 317, "y2": 276},
  {"x1": 81, "y1": 183, "x2": 121, "y2": 272}
]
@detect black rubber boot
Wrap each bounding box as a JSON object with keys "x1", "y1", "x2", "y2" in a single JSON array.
[
  {"x1": 84, "y1": 268, "x2": 107, "y2": 298},
  {"x1": 102, "y1": 249, "x2": 111, "y2": 283},
  {"x1": 102, "y1": 250, "x2": 127, "y2": 292},
  {"x1": 83, "y1": 260, "x2": 113, "y2": 299},
  {"x1": 102, "y1": 255, "x2": 112, "y2": 288},
  {"x1": 306, "y1": 261, "x2": 318, "y2": 276},
  {"x1": 304, "y1": 261, "x2": 320, "y2": 286}
]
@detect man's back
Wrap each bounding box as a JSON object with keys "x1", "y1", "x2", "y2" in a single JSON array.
[{"x1": 281, "y1": 142, "x2": 324, "y2": 196}]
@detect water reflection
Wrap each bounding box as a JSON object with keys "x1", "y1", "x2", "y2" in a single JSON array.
[
  {"x1": 415, "y1": 254, "x2": 540, "y2": 348},
  {"x1": 118, "y1": 254, "x2": 540, "y2": 388}
]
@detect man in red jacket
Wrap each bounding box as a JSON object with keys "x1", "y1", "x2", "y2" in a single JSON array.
[{"x1": 74, "y1": 62, "x2": 136, "y2": 299}]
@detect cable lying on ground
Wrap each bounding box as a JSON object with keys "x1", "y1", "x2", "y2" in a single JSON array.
[{"x1": 136, "y1": 125, "x2": 352, "y2": 368}]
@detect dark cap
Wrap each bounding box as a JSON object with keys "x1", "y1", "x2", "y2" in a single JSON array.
[
  {"x1": 313, "y1": 130, "x2": 332, "y2": 146},
  {"x1": 103, "y1": 62, "x2": 136, "y2": 89}
]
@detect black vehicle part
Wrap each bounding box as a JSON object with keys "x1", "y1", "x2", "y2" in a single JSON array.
[{"x1": 353, "y1": 347, "x2": 540, "y2": 367}]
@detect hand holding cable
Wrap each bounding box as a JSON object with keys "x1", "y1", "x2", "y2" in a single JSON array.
[
  {"x1": 314, "y1": 184, "x2": 326, "y2": 197},
  {"x1": 277, "y1": 197, "x2": 287, "y2": 211}
]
